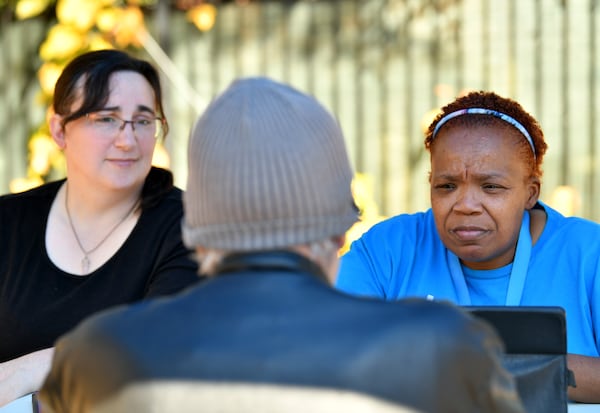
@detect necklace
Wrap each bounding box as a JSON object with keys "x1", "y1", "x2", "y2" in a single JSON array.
[{"x1": 65, "y1": 184, "x2": 139, "y2": 274}]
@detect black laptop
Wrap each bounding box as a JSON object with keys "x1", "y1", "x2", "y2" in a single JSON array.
[
  {"x1": 464, "y1": 306, "x2": 570, "y2": 413},
  {"x1": 465, "y1": 305, "x2": 566, "y2": 354}
]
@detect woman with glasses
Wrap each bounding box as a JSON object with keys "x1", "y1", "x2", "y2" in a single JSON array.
[{"x1": 0, "y1": 49, "x2": 200, "y2": 406}]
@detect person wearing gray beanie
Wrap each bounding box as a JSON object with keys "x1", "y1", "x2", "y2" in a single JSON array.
[
  {"x1": 38, "y1": 77, "x2": 524, "y2": 413},
  {"x1": 182, "y1": 76, "x2": 359, "y2": 280}
]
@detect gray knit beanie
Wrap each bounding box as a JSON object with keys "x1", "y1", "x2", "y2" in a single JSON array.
[{"x1": 182, "y1": 77, "x2": 358, "y2": 251}]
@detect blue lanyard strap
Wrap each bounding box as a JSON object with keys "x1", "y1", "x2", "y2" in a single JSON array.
[
  {"x1": 505, "y1": 211, "x2": 532, "y2": 305},
  {"x1": 447, "y1": 211, "x2": 532, "y2": 306}
]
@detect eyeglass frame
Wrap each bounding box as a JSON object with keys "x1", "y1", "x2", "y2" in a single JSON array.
[{"x1": 60, "y1": 110, "x2": 167, "y2": 140}]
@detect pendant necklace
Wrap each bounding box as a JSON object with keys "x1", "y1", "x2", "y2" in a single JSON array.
[{"x1": 65, "y1": 184, "x2": 138, "y2": 274}]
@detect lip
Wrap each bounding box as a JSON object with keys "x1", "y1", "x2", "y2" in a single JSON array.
[
  {"x1": 449, "y1": 226, "x2": 490, "y2": 242},
  {"x1": 107, "y1": 158, "x2": 137, "y2": 167}
]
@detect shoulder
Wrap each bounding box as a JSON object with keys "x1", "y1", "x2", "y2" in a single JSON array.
[
  {"x1": 340, "y1": 209, "x2": 438, "y2": 277},
  {"x1": 0, "y1": 181, "x2": 63, "y2": 216},
  {"x1": 540, "y1": 201, "x2": 600, "y2": 238},
  {"x1": 0, "y1": 180, "x2": 63, "y2": 202},
  {"x1": 363, "y1": 209, "x2": 432, "y2": 236},
  {"x1": 532, "y1": 203, "x2": 600, "y2": 263},
  {"x1": 338, "y1": 296, "x2": 504, "y2": 368},
  {"x1": 154, "y1": 185, "x2": 183, "y2": 207},
  {"x1": 144, "y1": 184, "x2": 184, "y2": 215},
  {"x1": 43, "y1": 305, "x2": 145, "y2": 407},
  {"x1": 350, "y1": 209, "x2": 436, "y2": 250},
  {"x1": 135, "y1": 187, "x2": 186, "y2": 246},
  {"x1": 381, "y1": 299, "x2": 505, "y2": 374},
  {"x1": 140, "y1": 167, "x2": 181, "y2": 211},
  {"x1": 61, "y1": 293, "x2": 184, "y2": 353}
]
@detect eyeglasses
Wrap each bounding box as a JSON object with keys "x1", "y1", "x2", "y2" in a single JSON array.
[{"x1": 85, "y1": 112, "x2": 165, "y2": 139}]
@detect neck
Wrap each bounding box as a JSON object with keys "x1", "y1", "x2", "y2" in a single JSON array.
[
  {"x1": 529, "y1": 207, "x2": 547, "y2": 245},
  {"x1": 62, "y1": 181, "x2": 140, "y2": 274},
  {"x1": 63, "y1": 180, "x2": 142, "y2": 219}
]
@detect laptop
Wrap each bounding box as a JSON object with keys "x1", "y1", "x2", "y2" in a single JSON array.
[
  {"x1": 465, "y1": 306, "x2": 566, "y2": 354},
  {"x1": 464, "y1": 306, "x2": 570, "y2": 413}
]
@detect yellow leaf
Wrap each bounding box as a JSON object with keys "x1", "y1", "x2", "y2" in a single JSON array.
[
  {"x1": 340, "y1": 218, "x2": 383, "y2": 256},
  {"x1": 15, "y1": 0, "x2": 51, "y2": 20},
  {"x1": 152, "y1": 143, "x2": 171, "y2": 169},
  {"x1": 113, "y1": 6, "x2": 145, "y2": 47},
  {"x1": 339, "y1": 173, "x2": 387, "y2": 255},
  {"x1": 548, "y1": 185, "x2": 581, "y2": 217},
  {"x1": 30, "y1": 153, "x2": 51, "y2": 176},
  {"x1": 187, "y1": 4, "x2": 217, "y2": 32},
  {"x1": 421, "y1": 108, "x2": 441, "y2": 135},
  {"x1": 39, "y1": 24, "x2": 85, "y2": 60},
  {"x1": 50, "y1": 151, "x2": 67, "y2": 174},
  {"x1": 96, "y1": 8, "x2": 119, "y2": 33},
  {"x1": 88, "y1": 33, "x2": 114, "y2": 51},
  {"x1": 29, "y1": 131, "x2": 62, "y2": 176},
  {"x1": 29, "y1": 131, "x2": 53, "y2": 151},
  {"x1": 351, "y1": 173, "x2": 380, "y2": 217},
  {"x1": 56, "y1": 0, "x2": 101, "y2": 32},
  {"x1": 37, "y1": 62, "x2": 64, "y2": 96},
  {"x1": 9, "y1": 176, "x2": 44, "y2": 194}
]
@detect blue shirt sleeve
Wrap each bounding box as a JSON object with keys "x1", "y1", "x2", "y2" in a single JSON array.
[{"x1": 336, "y1": 236, "x2": 388, "y2": 299}]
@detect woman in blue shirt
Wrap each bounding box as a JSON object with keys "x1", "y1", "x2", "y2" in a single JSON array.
[{"x1": 337, "y1": 91, "x2": 600, "y2": 403}]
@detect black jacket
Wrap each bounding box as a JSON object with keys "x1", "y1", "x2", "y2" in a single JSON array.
[{"x1": 39, "y1": 251, "x2": 524, "y2": 413}]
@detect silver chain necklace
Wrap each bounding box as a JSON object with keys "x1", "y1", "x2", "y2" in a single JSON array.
[{"x1": 64, "y1": 184, "x2": 138, "y2": 274}]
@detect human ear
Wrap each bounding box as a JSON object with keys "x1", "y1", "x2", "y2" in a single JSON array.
[
  {"x1": 49, "y1": 114, "x2": 66, "y2": 149},
  {"x1": 332, "y1": 234, "x2": 346, "y2": 250},
  {"x1": 526, "y1": 177, "x2": 541, "y2": 209}
]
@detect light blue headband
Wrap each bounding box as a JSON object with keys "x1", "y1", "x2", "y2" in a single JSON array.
[{"x1": 431, "y1": 108, "x2": 536, "y2": 158}]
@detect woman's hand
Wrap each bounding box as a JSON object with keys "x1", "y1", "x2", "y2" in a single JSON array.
[{"x1": 0, "y1": 347, "x2": 54, "y2": 406}]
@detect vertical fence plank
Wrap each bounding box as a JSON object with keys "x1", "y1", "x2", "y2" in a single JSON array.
[
  {"x1": 588, "y1": 0, "x2": 597, "y2": 219},
  {"x1": 3, "y1": 0, "x2": 600, "y2": 220},
  {"x1": 561, "y1": 0, "x2": 570, "y2": 185}
]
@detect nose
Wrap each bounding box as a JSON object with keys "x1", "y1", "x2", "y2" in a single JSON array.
[
  {"x1": 114, "y1": 121, "x2": 137, "y2": 148},
  {"x1": 452, "y1": 186, "x2": 483, "y2": 214}
]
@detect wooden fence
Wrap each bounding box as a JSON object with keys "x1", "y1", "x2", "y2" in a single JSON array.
[{"x1": 2, "y1": 0, "x2": 600, "y2": 220}]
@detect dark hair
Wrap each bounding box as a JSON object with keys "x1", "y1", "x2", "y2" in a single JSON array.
[
  {"x1": 54, "y1": 49, "x2": 173, "y2": 208},
  {"x1": 53, "y1": 49, "x2": 168, "y2": 134},
  {"x1": 424, "y1": 91, "x2": 548, "y2": 179},
  {"x1": 141, "y1": 167, "x2": 174, "y2": 210}
]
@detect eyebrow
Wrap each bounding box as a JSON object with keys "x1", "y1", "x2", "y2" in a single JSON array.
[
  {"x1": 432, "y1": 172, "x2": 508, "y2": 181},
  {"x1": 98, "y1": 105, "x2": 155, "y2": 114}
]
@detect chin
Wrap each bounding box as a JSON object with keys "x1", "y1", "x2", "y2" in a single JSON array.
[
  {"x1": 452, "y1": 246, "x2": 489, "y2": 264},
  {"x1": 107, "y1": 175, "x2": 145, "y2": 191}
]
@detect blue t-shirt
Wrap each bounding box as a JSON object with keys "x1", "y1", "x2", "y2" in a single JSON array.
[{"x1": 336, "y1": 202, "x2": 600, "y2": 357}]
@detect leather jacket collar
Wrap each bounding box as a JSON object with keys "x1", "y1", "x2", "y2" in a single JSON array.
[{"x1": 214, "y1": 250, "x2": 329, "y2": 284}]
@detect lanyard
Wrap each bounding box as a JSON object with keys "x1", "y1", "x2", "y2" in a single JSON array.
[{"x1": 447, "y1": 211, "x2": 532, "y2": 306}]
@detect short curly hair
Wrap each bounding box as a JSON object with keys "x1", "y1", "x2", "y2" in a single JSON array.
[{"x1": 424, "y1": 91, "x2": 548, "y2": 179}]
